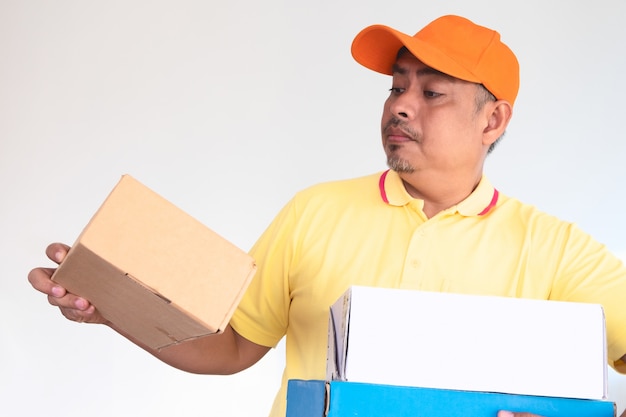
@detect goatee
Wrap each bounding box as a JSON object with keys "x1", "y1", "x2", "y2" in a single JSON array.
[{"x1": 387, "y1": 154, "x2": 415, "y2": 173}]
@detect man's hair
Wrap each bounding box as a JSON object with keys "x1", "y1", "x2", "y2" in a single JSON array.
[{"x1": 474, "y1": 85, "x2": 502, "y2": 154}]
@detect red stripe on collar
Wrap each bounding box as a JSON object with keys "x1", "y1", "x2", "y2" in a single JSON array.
[
  {"x1": 379, "y1": 170, "x2": 390, "y2": 204},
  {"x1": 478, "y1": 189, "x2": 499, "y2": 216}
]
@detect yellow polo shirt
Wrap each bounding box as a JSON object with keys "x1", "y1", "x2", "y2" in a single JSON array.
[{"x1": 230, "y1": 170, "x2": 626, "y2": 417}]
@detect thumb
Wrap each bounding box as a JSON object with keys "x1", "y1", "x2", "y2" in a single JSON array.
[{"x1": 46, "y1": 242, "x2": 71, "y2": 264}]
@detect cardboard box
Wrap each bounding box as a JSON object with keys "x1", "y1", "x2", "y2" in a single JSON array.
[
  {"x1": 286, "y1": 380, "x2": 616, "y2": 417},
  {"x1": 327, "y1": 286, "x2": 608, "y2": 400},
  {"x1": 52, "y1": 175, "x2": 256, "y2": 350}
]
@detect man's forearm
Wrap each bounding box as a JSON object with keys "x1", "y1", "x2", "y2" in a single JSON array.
[{"x1": 109, "y1": 322, "x2": 270, "y2": 375}]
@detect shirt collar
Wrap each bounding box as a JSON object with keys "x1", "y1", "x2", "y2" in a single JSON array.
[{"x1": 378, "y1": 170, "x2": 499, "y2": 217}]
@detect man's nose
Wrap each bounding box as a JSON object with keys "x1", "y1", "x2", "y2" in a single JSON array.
[{"x1": 390, "y1": 93, "x2": 416, "y2": 119}]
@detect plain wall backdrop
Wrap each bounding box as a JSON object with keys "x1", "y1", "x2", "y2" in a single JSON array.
[{"x1": 1, "y1": 1, "x2": 625, "y2": 416}]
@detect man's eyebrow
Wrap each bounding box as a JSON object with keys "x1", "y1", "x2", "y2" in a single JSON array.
[{"x1": 391, "y1": 63, "x2": 454, "y2": 80}]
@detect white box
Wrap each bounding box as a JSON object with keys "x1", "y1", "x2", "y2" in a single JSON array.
[{"x1": 327, "y1": 286, "x2": 608, "y2": 400}]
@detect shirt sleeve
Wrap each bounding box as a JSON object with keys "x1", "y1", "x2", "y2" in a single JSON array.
[
  {"x1": 229, "y1": 197, "x2": 298, "y2": 348},
  {"x1": 550, "y1": 222, "x2": 626, "y2": 368}
]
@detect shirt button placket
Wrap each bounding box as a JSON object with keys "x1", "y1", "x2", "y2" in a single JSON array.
[{"x1": 401, "y1": 225, "x2": 428, "y2": 288}]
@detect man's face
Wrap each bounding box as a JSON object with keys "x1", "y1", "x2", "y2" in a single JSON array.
[{"x1": 381, "y1": 53, "x2": 489, "y2": 181}]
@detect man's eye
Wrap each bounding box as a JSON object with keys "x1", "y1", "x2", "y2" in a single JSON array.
[
  {"x1": 389, "y1": 87, "x2": 404, "y2": 94},
  {"x1": 424, "y1": 90, "x2": 442, "y2": 98}
]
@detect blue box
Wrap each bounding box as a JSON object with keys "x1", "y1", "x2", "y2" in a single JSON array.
[{"x1": 286, "y1": 380, "x2": 615, "y2": 417}]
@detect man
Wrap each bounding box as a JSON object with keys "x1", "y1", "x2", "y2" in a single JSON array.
[{"x1": 29, "y1": 15, "x2": 626, "y2": 417}]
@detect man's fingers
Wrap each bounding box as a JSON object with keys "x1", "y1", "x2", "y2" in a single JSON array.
[
  {"x1": 58, "y1": 303, "x2": 97, "y2": 323},
  {"x1": 45, "y1": 242, "x2": 71, "y2": 264},
  {"x1": 46, "y1": 290, "x2": 88, "y2": 310},
  {"x1": 29, "y1": 263, "x2": 99, "y2": 322},
  {"x1": 27, "y1": 266, "x2": 57, "y2": 294},
  {"x1": 27, "y1": 266, "x2": 71, "y2": 301},
  {"x1": 29, "y1": 242, "x2": 107, "y2": 325},
  {"x1": 46, "y1": 287, "x2": 105, "y2": 324}
]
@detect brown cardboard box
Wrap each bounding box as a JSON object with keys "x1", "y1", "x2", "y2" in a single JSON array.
[{"x1": 52, "y1": 175, "x2": 256, "y2": 350}]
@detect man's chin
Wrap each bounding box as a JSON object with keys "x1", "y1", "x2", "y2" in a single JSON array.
[{"x1": 387, "y1": 157, "x2": 415, "y2": 174}]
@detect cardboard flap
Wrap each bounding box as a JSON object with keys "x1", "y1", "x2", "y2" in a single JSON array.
[{"x1": 326, "y1": 287, "x2": 352, "y2": 381}]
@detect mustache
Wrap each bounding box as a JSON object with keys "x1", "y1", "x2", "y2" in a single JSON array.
[{"x1": 382, "y1": 117, "x2": 418, "y2": 141}]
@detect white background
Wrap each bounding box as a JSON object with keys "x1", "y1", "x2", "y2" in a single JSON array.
[{"x1": 1, "y1": 1, "x2": 625, "y2": 416}]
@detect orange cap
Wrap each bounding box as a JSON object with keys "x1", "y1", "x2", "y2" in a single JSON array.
[{"x1": 351, "y1": 15, "x2": 520, "y2": 106}]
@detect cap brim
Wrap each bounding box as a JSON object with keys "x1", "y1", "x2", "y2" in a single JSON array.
[{"x1": 351, "y1": 24, "x2": 480, "y2": 83}]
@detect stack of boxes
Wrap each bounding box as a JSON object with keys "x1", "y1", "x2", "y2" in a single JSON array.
[{"x1": 287, "y1": 286, "x2": 615, "y2": 417}]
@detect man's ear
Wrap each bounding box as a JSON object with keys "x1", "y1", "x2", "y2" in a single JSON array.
[{"x1": 483, "y1": 100, "x2": 513, "y2": 146}]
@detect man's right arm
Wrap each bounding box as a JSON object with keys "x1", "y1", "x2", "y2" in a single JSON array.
[{"x1": 27, "y1": 242, "x2": 270, "y2": 375}]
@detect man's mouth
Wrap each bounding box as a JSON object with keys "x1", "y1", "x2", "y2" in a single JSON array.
[{"x1": 383, "y1": 118, "x2": 417, "y2": 142}]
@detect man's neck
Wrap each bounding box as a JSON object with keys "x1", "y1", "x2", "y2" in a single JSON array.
[{"x1": 400, "y1": 171, "x2": 483, "y2": 218}]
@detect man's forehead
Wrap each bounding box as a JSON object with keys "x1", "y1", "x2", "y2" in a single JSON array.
[{"x1": 392, "y1": 54, "x2": 454, "y2": 80}]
